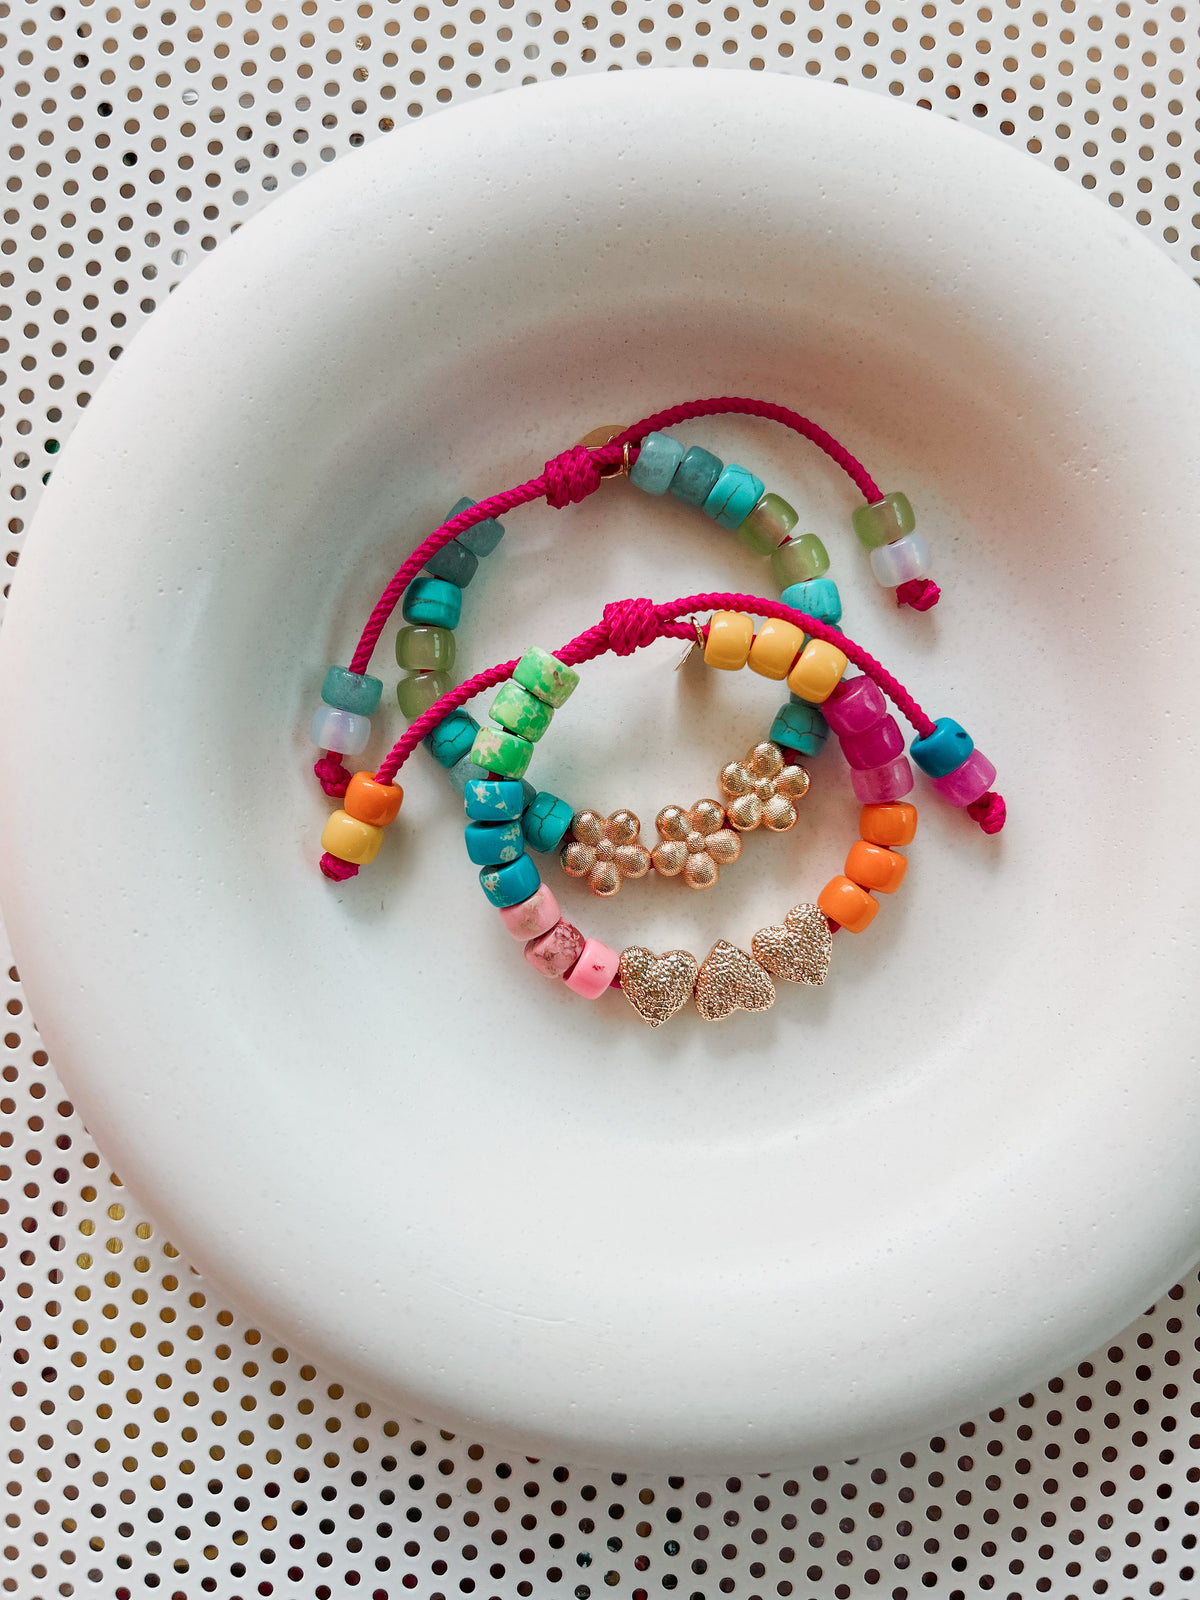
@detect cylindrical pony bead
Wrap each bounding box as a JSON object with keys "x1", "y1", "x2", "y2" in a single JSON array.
[
  {"x1": 859, "y1": 802, "x2": 918, "y2": 848},
  {"x1": 343, "y1": 772, "x2": 404, "y2": 827},
  {"x1": 564, "y1": 939, "x2": 621, "y2": 998},
  {"x1": 845, "y1": 840, "x2": 908, "y2": 894},
  {"x1": 704, "y1": 611, "x2": 755, "y2": 671},
  {"x1": 818, "y1": 876, "x2": 879, "y2": 933},
  {"x1": 525, "y1": 920, "x2": 586, "y2": 978},
  {"x1": 747, "y1": 618, "x2": 805, "y2": 680},
  {"x1": 850, "y1": 756, "x2": 915, "y2": 804},
  {"x1": 822, "y1": 676, "x2": 887, "y2": 736},
  {"x1": 839, "y1": 714, "x2": 905, "y2": 771},
  {"x1": 786, "y1": 639, "x2": 848, "y2": 703},
  {"x1": 931, "y1": 749, "x2": 997, "y2": 806}
]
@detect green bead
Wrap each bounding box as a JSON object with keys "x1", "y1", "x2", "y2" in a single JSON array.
[
  {"x1": 396, "y1": 624, "x2": 456, "y2": 673},
  {"x1": 396, "y1": 670, "x2": 451, "y2": 720},
  {"x1": 770, "y1": 534, "x2": 830, "y2": 587},
  {"x1": 512, "y1": 646, "x2": 579, "y2": 708},
  {"x1": 470, "y1": 724, "x2": 534, "y2": 779},
  {"x1": 737, "y1": 492, "x2": 798, "y2": 555},
  {"x1": 851, "y1": 491, "x2": 916, "y2": 550},
  {"x1": 490, "y1": 680, "x2": 553, "y2": 743}
]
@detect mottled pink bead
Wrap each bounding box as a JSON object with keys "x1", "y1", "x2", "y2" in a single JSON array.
[
  {"x1": 524, "y1": 919, "x2": 585, "y2": 979},
  {"x1": 850, "y1": 755, "x2": 915, "y2": 804},
  {"x1": 931, "y1": 749, "x2": 997, "y2": 806},
  {"x1": 498, "y1": 882, "x2": 561, "y2": 941},
  {"x1": 563, "y1": 938, "x2": 620, "y2": 999},
  {"x1": 822, "y1": 675, "x2": 887, "y2": 736},
  {"x1": 839, "y1": 714, "x2": 905, "y2": 771}
]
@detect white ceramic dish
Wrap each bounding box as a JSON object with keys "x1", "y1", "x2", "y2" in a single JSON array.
[{"x1": 2, "y1": 70, "x2": 1199, "y2": 1471}]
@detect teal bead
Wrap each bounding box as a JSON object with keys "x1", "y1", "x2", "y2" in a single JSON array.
[
  {"x1": 910, "y1": 717, "x2": 974, "y2": 778},
  {"x1": 769, "y1": 700, "x2": 830, "y2": 758},
  {"x1": 470, "y1": 724, "x2": 534, "y2": 779},
  {"x1": 852, "y1": 491, "x2": 916, "y2": 550},
  {"x1": 396, "y1": 624, "x2": 456, "y2": 673},
  {"x1": 520, "y1": 777, "x2": 537, "y2": 812},
  {"x1": 737, "y1": 492, "x2": 799, "y2": 555},
  {"x1": 464, "y1": 779, "x2": 527, "y2": 821},
  {"x1": 629, "y1": 431, "x2": 684, "y2": 495},
  {"x1": 396, "y1": 670, "x2": 452, "y2": 720},
  {"x1": 423, "y1": 538, "x2": 479, "y2": 589},
  {"x1": 512, "y1": 646, "x2": 579, "y2": 708},
  {"x1": 402, "y1": 575, "x2": 462, "y2": 629},
  {"x1": 479, "y1": 852, "x2": 541, "y2": 908},
  {"x1": 781, "y1": 578, "x2": 842, "y2": 627},
  {"x1": 703, "y1": 464, "x2": 766, "y2": 530},
  {"x1": 522, "y1": 791, "x2": 575, "y2": 853},
  {"x1": 423, "y1": 709, "x2": 478, "y2": 768},
  {"x1": 465, "y1": 819, "x2": 525, "y2": 866},
  {"x1": 668, "y1": 445, "x2": 723, "y2": 507},
  {"x1": 490, "y1": 679, "x2": 553, "y2": 742},
  {"x1": 445, "y1": 751, "x2": 484, "y2": 794},
  {"x1": 448, "y1": 496, "x2": 506, "y2": 558},
  {"x1": 770, "y1": 534, "x2": 831, "y2": 587},
  {"x1": 321, "y1": 666, "x2": 383, "y2": 717}
]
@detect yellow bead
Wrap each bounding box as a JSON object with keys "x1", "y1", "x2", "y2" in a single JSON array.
[
  {"x1": 747, "y1": 618, "x2": 806, "y2": 681},
  {"x1": 321, "y1": 808, "x2": 385, "y2": 866},
  {"x1": 786, "y1": 638, "x2": 849, "y2": 703},
  {"x1": 703, "y1": 611, "x2": 755, "y2": 671}
]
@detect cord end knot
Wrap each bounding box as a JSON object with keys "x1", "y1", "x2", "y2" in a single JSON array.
[
  {"x1": 967, "y1": 791, "x2": 1006, "y2": 834},
  {"x1": 314, "y1": 754, "x2": 352, "y2": 797},
  {"x1": 320, "y1": 852, "x2": 360, "y2": 881},
  {"x1": 897, "y1": 577, "x2": 941, "y2": 611}
]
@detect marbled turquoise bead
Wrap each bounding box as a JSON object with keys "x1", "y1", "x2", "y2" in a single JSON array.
[
  {"x1": 513, "y1": 646, "x2": 579, "y2": 708},
  {"x1": 522, "y1": 790, "x2": 575, "y2": 853},
  {"x1": 321, "y1": 666, "x2": 383, "y2": 717},
  {"x1": 402, "y1": 575, "x2": 462, "y2": 630},
  {"x1": 668, "y1": 445, "x2": 724, "y2": 507},
  {"x1": 469, "y1": 724, "x2": 534, "y2": 779},
  {"x1": 910, "y1": 716, "x2": 975, "y2": 778},
  {"x1": 464, "y1": 779, "x2": 527, "y2": 821},
  {"x1": 490, "y1": 679, "x2": 553, "y2": 742},
  {"x1": 781, "y1": 578, "x2": 842, "y2": 627},
  {"x1": 769, "y1": 700, "x2": 830, "y2": 758},
  {"x1": 423, "y1": 538, "x2": 479, "y2": 589},
  {"x1": 703, "y1": 464, "x2": 766, "y2": 530},
  {"x1": 423, "y1": 709, "x2": 479, "y2": 768},
  {"x1": 448, "y1": 496, "x2": 506, "y2": 558},
  {"x1": 629, "y1": 431, "x2": 684, "y2": 495},
  {"x1": 465, "y1": 819, "x2": 525, "y2": 866},
  {"x1": 479, "y1": 851, "x2": 541, "y2": 908}
]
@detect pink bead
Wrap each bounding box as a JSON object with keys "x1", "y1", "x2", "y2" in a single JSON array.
[
  {"x1": 822, "y1": 675, "x2": 887, "y2": 736},
  {"x1": 498, "y1": 883, "x2": 561, "y2": 941},
  {"x1": 931, "y1": 749, "x2": 997, "y2": 807},
  {"x1": 850, "y1": 755, "x2": 915, "y2": 804},
  {"x1": 839, "y1": 714, "x2": 905, "y2": 771},
  {"x1": 564, "y1": 938, "x2": 620, "y2": 999},
  {"x1": 524, "y1": 919, "x2": 585, "y2": 978}
]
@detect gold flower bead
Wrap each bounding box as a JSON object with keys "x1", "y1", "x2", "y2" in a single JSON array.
[
  {"x1": 651, "y1": 800, "x2": 743, "y2": 890},
  {"x1": 561, "y1": 808, "x2": 651, "y2": 897},
  {"x1": 719, "y1": 740, "x2": 811, "y2": 833}
]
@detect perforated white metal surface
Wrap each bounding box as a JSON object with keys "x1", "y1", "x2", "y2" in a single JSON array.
[{"x1": 3, "y1": 4, "x2": 1200, "y2": 1597}]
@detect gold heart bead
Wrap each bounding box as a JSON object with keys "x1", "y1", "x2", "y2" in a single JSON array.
[
  {"x1": 693, "y1": 940, "x2": 776, "y2": 1022},
  {"x1": 618, "y1": 947, "x2": 700, "y2": 1027},
  {"x1": 750, "y1": 903, "x2": 834, "y2": 986}
]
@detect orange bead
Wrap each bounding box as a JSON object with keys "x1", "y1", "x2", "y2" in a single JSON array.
[
  {"x1": 344, "y1": 771, "x2": 404, "y2": 827},
  {"x1": 845, "y1": 840, "x2": 908, "y2": 894},
  {"x1": 859, "y1": 801, "x2": 918, "y2": 848},
  {"x1": 817, "y1": 875, "x2": 878, "y2": 933}
]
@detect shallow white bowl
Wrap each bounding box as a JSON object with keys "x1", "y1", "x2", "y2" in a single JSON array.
[{"x1": 2, "y1": 69, "x2": 1199, "y2": 1470}]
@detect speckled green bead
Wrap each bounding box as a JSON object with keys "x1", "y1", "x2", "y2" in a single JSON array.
[
  {"x1": 852, "y1": 491, "x2": 916, "y2": 550},
  {"x1": 770, "y1": 534, "x2": 831, "y2": 587},
  {"x1": 668, "y1": 445, "x2": 724, "y2": 507},
  {"x1": 737, "y1": 493, "x2": 799, "y2": 555},
  {"x1": 396, "y1": 670, "x2": 452, "y2": 720},
  {"x1": 490, "y1": 679, "x2": 553, "y2": 742},
  {"x1": 423, "y1": 538, "x2": 479, "y2": 589},
  {"x1": 469, "y1": 724, "x2": 534, "y2": 779},
  {"x1": 447, "y1": 496, "x2": 506, "y2": 558},
  {"x1": 396, "y1": 624, "x2": 456, "y2": 674},
  {"x1": 522, "y1": 791, "x2": 575, "y2": 853},
  {"x1": 512, "y1": 646, "x2": 579, "y2": 708},
  {"x1": 321, "y1": 666, "x2": 383, "y2": 717},
  {"x1": 423, "y1": 709, "x2": 478, "y2": 768}
]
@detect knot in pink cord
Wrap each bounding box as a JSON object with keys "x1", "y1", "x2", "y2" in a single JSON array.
[
  {"x1": 966, "y1": 791, "x2": 1006, "y2": 834},
  {"x1": 314, "y1": 754, "x2": 351, "y2": 797},
  {"x1": 320, "y1": 851, "x2": 359, "y2": 881},
  {"x1": 543, "y1": 445, "x2": 605, "y2": 509},
  {"x1": 897, "y1": 578, "x2": 941, "y2": 611},
  {"x1": 603, "y1": 597, "x2": 660, "y2": 656}
]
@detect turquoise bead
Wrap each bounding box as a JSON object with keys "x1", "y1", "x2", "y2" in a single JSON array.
[
  {"x1": 465, "y1": 819, "x2": 525, "y2": 866},
  {"x1": 490, "y1": 679, "x2": 553, "y2": 742},
  {"x1": 402, "y1": 575, "x2": 462, "y2": 629},
  {"x1": 464, "y1": 779, "x2": 527, "y2": 821},
  {"x1": 629, "y1": 431, "x2": 684, "y2": 495},
  {"x1": 321, "y1": 666, "x2": 383, "y2": 717},
  {"x1": 423, "y1": 709, "x2": 478, "y2": 768},
  {"x1": 423, "y1": 538, "x2": 479, "y2": 589},
  {"x1": 769, "y1": 700, "x2": 830, "y2": 757},
  {"x1": 448, "y1": 496, "x2": 506, "y2": 558},
  {"x1": 479, "y1": 852, "x2": 541, "y2": 908},
  {"x1": 781, "y1": 578, "x2": 842, "y2": 627},
  {"x1": 910, "y1": 717, "x2": 974, "y2": 778},
  {"x1": 703, "y1": 464, "x2": 766, "y2": 530},
  {"x1": 668, "y1": 445, "x2": 723, "y2": 507},
  {"x1": 852, "y1": 491, "x2": 915, "y2": 550},
  {"x1": 522, "y1": 790, "x2": 575, "y2": 853}
]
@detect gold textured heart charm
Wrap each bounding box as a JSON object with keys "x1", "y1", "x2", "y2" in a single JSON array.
[
  {"x1": 693, "y1": 940, "x2": 776, "y2": 1022},
  {"x1": 750, "y1": 903, "x2": 834, "y2": 986},
  {"x1": 618, "y1": 946, "x2": 700, "y2": 1027}
]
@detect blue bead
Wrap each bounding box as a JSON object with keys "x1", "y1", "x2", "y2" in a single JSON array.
[
  {"x1": 522, "y1": 790, "x2": 575, "y2": 853},
  {"x1": 423, "y1": 710, "x2": 478, "y2": 768},
  {"x1": 629, "y1": 431, "x2": 684, "y2": 495},
  {"x1": 781, "y1": 578, "x2": 842, "y2": 628},
  {"x1": 464, "y1": 779, "x2": 527, "y2": 821},
  {"x1": 321, "y1": 665, "x2": 383, "y2": 717},
  {"x1": 910, "y1": 717, "x2": 975, "y2": 778},
  {"x1": 423, "y1": 538, "x2": 479, "y2": 588},
  {"x1": 769, "y1": 701, "x2": 830, "y2": 758},
  {"x1": 465, "y1": 819, "x2": 525, "y2": 866},
  {"x1": 479, "y1": 852, "x2": 541, "y2": 908},
  {"x1": 520, "y1": 777, "x2": 537, "y2": 813},
  {"x1": 668, "y1": 445, "x2": 724, "y2": 507},
  {"x1": 447, "y1": 496, "x2": 505, "y2": 558},
  {"x1": 402, "y1": 575, "x2": 463, "y2": 629},
  {"x1": 703, "y1": 464, "x2": 766, "y2": 530}
]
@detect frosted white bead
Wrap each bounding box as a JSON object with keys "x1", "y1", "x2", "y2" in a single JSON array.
[
  {"x1": 869, "y1": 531, "x2": 931, "y2": 587},
  {"x1": 311, "y1": 703, "x2": 370, "y2": 755}
]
